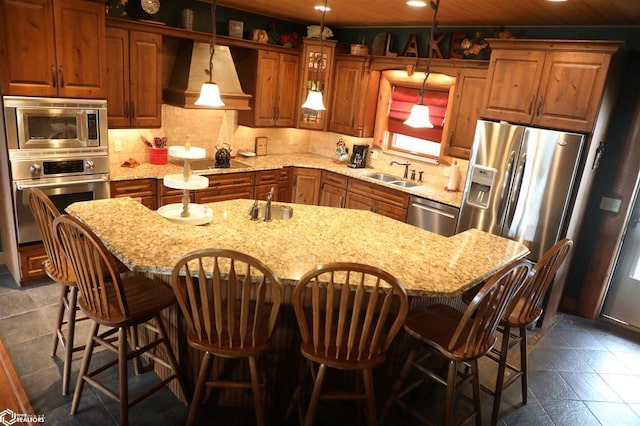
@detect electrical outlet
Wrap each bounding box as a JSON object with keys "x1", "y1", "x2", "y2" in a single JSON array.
[
  {"x1": 370, "y1": 149, "x2": 379, "y2": 159},
  {"x1": 114, "y1": 139, "x2": 122, "y2": 152},
  {"x1": 443, "y1": 167, "x2": 450, "y2": 177}
]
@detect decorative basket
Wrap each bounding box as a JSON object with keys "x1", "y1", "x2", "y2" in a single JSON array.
[{"x1": 350, "y1": 44, "x2": 369, "y2": 55}]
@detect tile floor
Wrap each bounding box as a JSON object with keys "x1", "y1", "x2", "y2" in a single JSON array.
[{"x1": 2, "y1": 264, "x2": 640, "y2": 425}]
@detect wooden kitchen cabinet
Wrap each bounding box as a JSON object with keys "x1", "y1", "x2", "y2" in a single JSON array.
[
  {"x1": 319, "y1": 171, "x2": 348, "y2": 208},
  {"x1": 329, "y1": 55, "x2": 381, "y2": 137},
  {"x1": 481, "y1": 39, "x2": 621, "y2": 132},
  {"x1": 195, "y1": 172, "x2": 255, "y2": 204},
  {"x1": 18, "y1": 243, "x2": 47, "y2": 281},
  {"x1": 298, "y1": 37, "x2": 337, "y2": 130},
  {"x1": 0, "y1": 0, "x2": 106, "y2": 98},
  {"x1": 443, "y1": 66, "x2": 487, "y2": 159},
  {"x1": 277, "y1": 167, "x2": 293, "y2": 202},
  {"x1": 346, "y1": 178, "x2": 409, "y2": 222},
  {"x1": 292, "y1": 168, "x2": 320, "y2": 205},
  {"x1": 110, "y1": 178, "x2": 157, "y2": 210},
  {"x1": 106, "y1": 26, "x2": 162, "y2": 128},
  {"x1": 254, "y1": 169, "x2": 280, "y2": 200},
  {"x1": 234, "y1": 48, "x2": 300, "y2": 127}
]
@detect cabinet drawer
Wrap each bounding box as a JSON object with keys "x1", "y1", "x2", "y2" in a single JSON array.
[
  {"x1": 110, "y1": 179, "x2": 157, "y2": 197},
  {"x1": 206, "y1": 172, "x2": 255, "y2": 189},
  {"x1": 278, "y1": 168, "x2": 292, "y2": 182},
  {"x1": 195, "y1": 187, "x2": 255, "y2": 203},
  {"x1": 18, "y1": 244, "x2": 47, "y2": 280},
  {"x1": 255, "y1": 169, "x2": 279, "y2": 185},
  {"x1": 321, "y1": 171, "x2": 348, "y2": 189},
  {"x1": 347, "y1": 179, "x2": 409, "y2": 209}
]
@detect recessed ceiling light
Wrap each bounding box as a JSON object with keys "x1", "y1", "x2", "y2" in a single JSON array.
[
  {"x1": 407, "y1": 0, "x2": 428, "y2": 6},
  {"x1": 314, "y1": 5, "x2": 331, "y2": 12},
  {"x1": 546, "y1": 0, "x2": 568, "y2": 2}
]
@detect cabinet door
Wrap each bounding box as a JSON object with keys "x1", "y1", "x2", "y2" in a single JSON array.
[
  {"x1": 319, "y1": 183, "x2": 346, "y2": 208},
  {"x1": 329, "y1": 57, "x2": 365, "y2": 135},
  {"x1": 533, "y1": 50, "x2": 612, "y2": 132},
  {"x1": 345, "y1": 191, "x2": 374, "y2": 212},
  {"x1": 376, "y1": 201, "x2": 407, "y2": 222},
  {"x1": 481, "y1": 49, "x2": 546, "y2": 124},
  {"x1": 195, "y1": 187, "x2": 254, "y2": 204},
  {"x1": 444, "y1": 67, "x2": 487, "y2": 159},
  {"x1": 275, "y1": 52, "x2": 300, "y2": 127},
  {"x1": 298, "y1": 38, "x2": 336, "y2": 130},
  {"x1": 254, "y1": 50, "x2": 279, "y2": 126},
  {"x1": 106, "y1": 27, "x2": 130, "y2": 127},
  {"x1": 53, "y1": 0, "x2": 106, "y2": 98},
  {"x1": 292, "y1": 168, "x2": 320, "y2": 205},
  {"x1": 0, "y1": 0, "x2": 58, "y2": 96},
  {"x1": 129, "y1": 31, "x2": 162, "y2": 128}
]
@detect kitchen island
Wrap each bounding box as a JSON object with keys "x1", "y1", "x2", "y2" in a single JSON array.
[{"x1": 65, "y1": 196, "x2": 529, "y2": 407}]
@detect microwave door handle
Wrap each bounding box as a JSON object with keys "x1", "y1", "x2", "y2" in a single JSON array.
[
  {"x1": 16, "y1": 176, "x2": 108, "y2": 190},
  {"x1": 496, "y1": 150, "x2": 516, "y2": 226},
  {"x1": 505, "y1": 153, "x2": 527, "y2": 228}
]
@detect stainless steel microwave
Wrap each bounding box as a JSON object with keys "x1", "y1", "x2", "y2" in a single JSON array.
[{"x1": 3, "y1": 96, "x2": 108, "y2": 151}]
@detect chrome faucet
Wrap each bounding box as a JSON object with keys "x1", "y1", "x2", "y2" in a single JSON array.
[
  {"x1": 390, "y1": 160, "x2": 411, "y2": 179},
  {"x1": 264, "y1": 187, "x2": 275, "y2": 222}
]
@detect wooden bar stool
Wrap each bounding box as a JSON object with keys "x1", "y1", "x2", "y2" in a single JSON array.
[
  {"x1": 27, "y1": 188, "x2": 87, "y2": 396},
  {"x1": 291, "y1": 263, "x2": 409, "y2": 426},
  {"x1": 170, "y1": 248, "x2": 284, "y2": 426},
  {"x1": 53, "y1": 215, "x2": 186, "y2": 426},
  {"x1": 484, "y1": 239, "x2": 573, "y2": 425},
  {"x1": 382, "y1": 258, "x2": 531, "y2": 426}
]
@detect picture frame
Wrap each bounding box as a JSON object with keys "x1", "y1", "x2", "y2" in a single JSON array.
[{"x1": 228, "y1": 20, "x2": 244, "y2": 38}]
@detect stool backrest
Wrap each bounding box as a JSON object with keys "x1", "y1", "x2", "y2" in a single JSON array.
[
  {"x1": 53, "y1": 215, "x2": 129, "y2": 321},
  {"x1": 293, "y1": 263, "x2": 409, "y2": 362},
  {"x1": 27, "y1": 188, "x2": 72, "y2": 281},
  {"x1": 170, "y1": 248, "x2": 283, "y2": 350},
  {"x1": 452, "y1": 259, "x2": 532, "y2": 358},
  {"x1": 509, "y1": 238, "x2": 573, "y2": 326}
]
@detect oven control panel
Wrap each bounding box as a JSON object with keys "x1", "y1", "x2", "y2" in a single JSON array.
[{"x1": 10, "y1": 155, "x2": 109, "y2": 181}]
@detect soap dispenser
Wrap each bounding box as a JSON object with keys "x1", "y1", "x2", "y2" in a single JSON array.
[{"x1": 446, "y1": 161, "x2": 461, "y2": 192}]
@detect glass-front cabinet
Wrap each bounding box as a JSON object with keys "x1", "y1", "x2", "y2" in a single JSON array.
[{"x1": 298, "y1": 37, "x2": 336, "y2": 130}]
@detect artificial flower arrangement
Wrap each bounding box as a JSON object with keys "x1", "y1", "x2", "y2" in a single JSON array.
[
  {"x1": 267, "y1": 22, "x2": 300, "y2": 48},
  {"x1": 457, "y1": 28, "x2": 512, "y2": 59}
]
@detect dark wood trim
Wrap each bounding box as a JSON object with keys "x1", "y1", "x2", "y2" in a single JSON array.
[{"x1": 0, "y1": 337, "x2": 34, "y2": 419}]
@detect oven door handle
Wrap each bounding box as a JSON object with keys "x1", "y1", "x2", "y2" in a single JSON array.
[{"x1": 16, "y1": 176, "x2": 109, "y2": 190}]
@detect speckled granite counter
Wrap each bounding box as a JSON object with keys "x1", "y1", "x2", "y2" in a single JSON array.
[
  {"x1": 109, "y1": 153, "x2": 463, "y2": 208},
  {"x1": 66, "y1": 197, "x2": 528, "y2": 298}
]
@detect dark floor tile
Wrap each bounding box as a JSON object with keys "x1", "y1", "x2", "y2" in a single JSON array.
[
  {"x1": 536, "y1": 328, "x2": 572, "y2": 348},
  {"x1": 560, "y1": 371, "x2": 622, "y2": 402},
  {"x1": 534, "y1": 346, "x2": 595, "y2": 373},
  {"x1": 541, "y1": 399, "x2": 601, "y2": 425},
  {"x1": 583, "y1": 348, "x2": 633, "y2": 375},
  {"x1": 599, "y1": 330, "x2": 640, "y2": 354},
  {"x1": 502, "y1": 399, "x2": 553, "y2": 425},
  {"x1": 0, "y1": 308, "x2": 51, "y2": 345},
  {"x1": 552, "y1": 327, "x2": 609, "y2": 350},
  {"x1": 27, "y1": 281, "x2": 61, "y2": 308},
  {"x1": 584, "y1": 401, "x2": 640, "y2": 425},
  {"x1": 21, "y1": 364, "x2": 72, "y2": 413},
  {"x1": 0, "y1": 289, "x2": 39, "y2": 319},
  {"x1": 528, "y1": 369, "x2": 580, "y2": 403}
]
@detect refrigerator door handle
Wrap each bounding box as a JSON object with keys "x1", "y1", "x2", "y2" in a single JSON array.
[
  {"x1": 506, "y1": 153, "x2": 527, "y2": 227},
  {"x1": 497, "y1": 150, "x2": 517, "y2": 226}
]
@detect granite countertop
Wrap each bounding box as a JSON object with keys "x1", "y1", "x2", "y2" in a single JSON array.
[
  {"x1": 66, "y1": 197, "x2": 529, "y2": 298},
  {"x1": 109, "y1": 153, "x2": 463, "y2": 208}
]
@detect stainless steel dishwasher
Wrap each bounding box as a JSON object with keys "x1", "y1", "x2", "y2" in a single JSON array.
[{"x1": 406, "y1": 195, "x2": 460, "y2": 236}]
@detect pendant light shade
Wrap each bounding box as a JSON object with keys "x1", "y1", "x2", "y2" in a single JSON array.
[
  {"x1": 404, "y1": 103, "x2": 434, "y2": 128},
  {"x1": 301, "y1": 90, "x2": 326, "y2": 111},
  {"x1": 195, "y1": 82, "x2": 225, "y2": 107}
]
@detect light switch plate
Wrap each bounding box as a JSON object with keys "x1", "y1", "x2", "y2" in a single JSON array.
[{"x1": 599, "y1": 196, "x2": 622, "y2": 213}]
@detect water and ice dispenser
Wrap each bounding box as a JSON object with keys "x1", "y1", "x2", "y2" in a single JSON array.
[{"x1": 465, "y1": 165, "x2": 496, "y2": 209}]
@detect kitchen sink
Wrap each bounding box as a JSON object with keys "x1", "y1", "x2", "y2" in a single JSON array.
[
  {"x1": 389, "y1": 180, "x2": 420, "y2": 188},
  {"x1": 256, "y1": 205, "x2": 293, "y2": 220},
  {"x1": 361, "y1": 172, "x2": 400, "y2": 182}
]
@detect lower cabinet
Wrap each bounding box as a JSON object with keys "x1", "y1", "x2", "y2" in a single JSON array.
[
  {"x1": 255, "y1": 169, "x2": 280, "y2": 201},
  {"x1": 18, "y1": 244, "x2": 47, "y2": 281},
  {"x1": 277, "y1": 167, "x2": 293, "y2": 202},
  {"x1": 292, "y1": 168, "x2": 320, "y2": 205},
  {"x1": 345, "y1": 179, "x2": 409, "y2": 222},
  {"x1": 319, "y1": 171, "x2": 348, "y2": 208},
  {"x1": 110, "y1": 178, "x2": 157, "y2": 210},
  {"x1": 195, "y1": 172, "x2": 255, "y2": 203}
]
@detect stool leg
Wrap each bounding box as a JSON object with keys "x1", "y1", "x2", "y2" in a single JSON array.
[
  {"x1": 155, "y1": 315, "x2": 188, "y2": 402},
  {"x1": 380, "y1": 348, "x2": 419, "y2": 425},
  {"x1": 118, "y1": 326, "x2": 129, "y2": 426},
  {"x1": 491, "y1": 325, "x2": 512, "y2": 425},
  {"x1": 304, "y1": 363, "x2": 328, "y2": 426},
  {"x1": 71, "y1": 321, "x2": 98, "y2": 415},
  {"x1": 519, "y1": 325, "x2": 528, "y2": 405},
  {"x1": 444, "y1": 360, "x2": 457, "y2": 426},
  {"x1": 248, "y1": 356, "x2": 265, "y2": 426},
  {"x1": 187, "y1": 352, "x2": 214, "y2": 426},
  {"x1": 61, "y1": 286, "x2": 79, "y2": 396},
  {"x1": 51, "y1": 285, "x2": 69, "y2": 356},
  {"x1": 362, "y1": 368, "x2": 378, "y2": 426},
  {"x1": 470, "y1": 359, "x2": 482, "y2": 426}
]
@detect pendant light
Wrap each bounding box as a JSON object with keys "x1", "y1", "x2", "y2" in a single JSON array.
[
  {"x1": 301, "y1": 0, "x2": 329, "y2": 111},
  {"x1": 195, "y1": 0, "x2": 225, "y2": 107},
  {"x1": 404, "y1": 0, "x2": 441, "y2": 128}
]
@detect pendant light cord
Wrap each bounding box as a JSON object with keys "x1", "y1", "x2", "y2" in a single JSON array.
[
  {"x1": 207, "y1": 0, "x2": 218, "y2": 84},
  {"x1": 316, "y1": 0, "x2": 328, "y2": 91},
  {"x1": 420, "y1": 0, "x2": 440, "y2": 104}
]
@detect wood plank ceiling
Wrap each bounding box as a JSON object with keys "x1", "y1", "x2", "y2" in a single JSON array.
[{"x1": 216, "y1": 0, "x2": 640, "y2": 27}]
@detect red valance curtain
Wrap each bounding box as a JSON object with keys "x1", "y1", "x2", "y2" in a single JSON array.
[{"x1": 388, "y1": 86, "x2": 447, "y2": 141}]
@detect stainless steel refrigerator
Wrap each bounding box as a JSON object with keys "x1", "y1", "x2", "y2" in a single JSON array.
[{"x1": 456, "y1": 120, "x2": 585, "y2": 262}]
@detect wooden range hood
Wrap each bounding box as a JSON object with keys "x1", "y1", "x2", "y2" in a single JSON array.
[{"x1": 163, "y1": 39, "x2": 251, "y2": 110}]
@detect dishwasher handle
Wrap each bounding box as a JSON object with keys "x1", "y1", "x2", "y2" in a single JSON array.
[{"x1": 410, "y1": 202, "x2": 457, "y2": 219}]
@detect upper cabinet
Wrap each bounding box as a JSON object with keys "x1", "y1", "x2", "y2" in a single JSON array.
[
  {"x1": 106, "y1": 26, "x2": 162, "y2": 128},
  {"x1": 481, "y1": 39, "x2": 621, "y2": 132},
  {"x1": 0, "y1": 0, "x2": 106, "y2": 98},
  {"x1": 298, "y1": 37, "x2": 336, "y2": 131},
  {"x1": 329, "y1": 54, "x2": 381, "y2": 137},
  {"x1": 233, "y1": 48, "x2": 300, "y2": 127}
]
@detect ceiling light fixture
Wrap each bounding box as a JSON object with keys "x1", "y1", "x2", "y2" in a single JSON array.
[
  {"x1": 302, "y1": 0, "x2": 329, "y2": 111},
  {"x1": 404, "y1": 0, "x2": 440, "y2": 128},
  {"x1": 406, "y1": 1, "x2": 428, "y2": 7},
  {"x1": 314, "y1": 4, "x2": 331, "y2": 12},
  {"x1": 194, "y1": 0, "x2": 225, "y2": 107}
]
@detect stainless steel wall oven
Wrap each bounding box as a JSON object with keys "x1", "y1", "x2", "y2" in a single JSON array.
[{"x1": 4, "y1": 96, "x2": 110, "y2": 245}]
